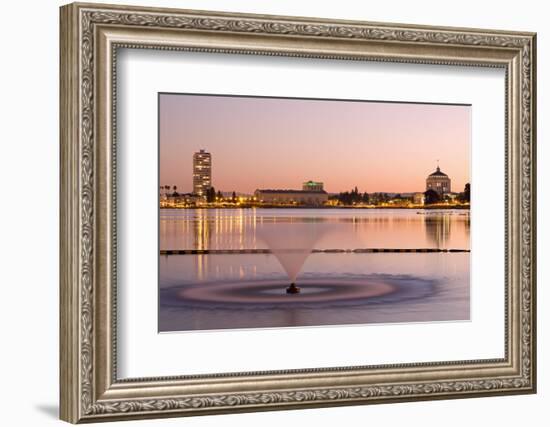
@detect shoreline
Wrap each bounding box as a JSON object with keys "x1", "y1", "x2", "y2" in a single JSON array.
[{"x1": 160, "y1": 204, "x2": 470, "y2": 210}]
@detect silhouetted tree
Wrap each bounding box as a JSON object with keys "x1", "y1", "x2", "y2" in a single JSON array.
[
  {"x1": 456, "y1": 183, "x2": 470, "y2": 203},
  {"x1": 463, "y1": 183, "x2": 470, "y2": 202},
  {"x1": 424, "y1": 189, "x2": 441, "y2": 205},
  {"x1": 232, "y1": 191, "x2": 237, "y2": 203},
  {"x1": 334, "y1": 187, "x2": 374, "y2": 205},
  {"x1": 206, "y1": 186, "x2": 216, "y2": 203}
]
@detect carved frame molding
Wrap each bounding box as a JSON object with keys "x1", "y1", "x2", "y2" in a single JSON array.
[{"x1": 60, "y1": 2, "x2": 536, "y2": 423}]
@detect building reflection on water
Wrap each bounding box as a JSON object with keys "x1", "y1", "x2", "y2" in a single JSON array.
[
  {"x1": 161, "y1": 209, "x2": 471, "y2": 251},
  {"x1": 193, "y1": 209, "x2": 212, "y2": 250},
  {"x1": 160, "y1": 209, "x2": 470, "y2": 280},
  {"x1": 423, "y1": 213, "x2": 470, "y2": 249},
  {"x1": 423, "y1": 215, "x2": 451, "y2": 249}
]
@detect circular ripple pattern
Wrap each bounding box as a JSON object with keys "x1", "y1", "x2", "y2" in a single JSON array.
[{"x1": 160, "y1": 275, "x2": 437, "y2": 309}]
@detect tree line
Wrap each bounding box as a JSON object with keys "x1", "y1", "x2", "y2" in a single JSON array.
[
  {"x1": 161, "y1": 185, "x2": 238, "y2": 203},
  {"x1": 331, "y1": 183, "x2": 470, "y2": 205}
]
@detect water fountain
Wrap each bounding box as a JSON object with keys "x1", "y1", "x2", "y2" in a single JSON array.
[
  {"x1": 160, "y1": 272, "x2": 439, "y2": 331},
  {"x1": 159, "y1": 216, "x2": 450, "y2": 332},
  {"x1": 257, "y1": 222, "x2": 328, "y2": 294}
]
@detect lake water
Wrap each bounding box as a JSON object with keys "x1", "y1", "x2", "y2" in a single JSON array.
[{"x1": 159, "y1": 208, "x2": 470, "y2": 332}]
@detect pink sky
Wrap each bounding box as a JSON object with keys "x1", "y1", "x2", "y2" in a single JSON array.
[{"x1": 159, "y1": 93, "x2": 470, "y2": 194}]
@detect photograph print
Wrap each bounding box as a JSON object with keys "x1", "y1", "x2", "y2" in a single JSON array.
[{"x1": 159, "y1": 93, "x2": 471, "y2": 333}]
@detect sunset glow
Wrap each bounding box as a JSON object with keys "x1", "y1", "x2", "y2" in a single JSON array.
[{"x1": 159, "y1": 93, "x2": 470, "y2": 195}]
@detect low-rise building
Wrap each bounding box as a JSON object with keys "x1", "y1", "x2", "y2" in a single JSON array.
[
  {"x1": 163, "y1": 193, "x2": 203, "y2": 207},
  {"x1": 412, "y1": 192, "x2": 425, "y2": 205},
  {"x1": 302, "y1": 180, "x2": 324, "y2": 192}
]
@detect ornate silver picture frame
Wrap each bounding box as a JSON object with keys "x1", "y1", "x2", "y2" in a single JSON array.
[{"x1": 60, "y1": 2, "x2": 536, "y2": 423}]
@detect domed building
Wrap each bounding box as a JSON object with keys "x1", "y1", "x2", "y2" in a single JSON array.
[{"x1": 426, "y1": 164, "x2": 451, "y2": 195}]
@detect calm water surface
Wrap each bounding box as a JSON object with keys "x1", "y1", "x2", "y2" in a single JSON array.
[
  {"x1": 159, "y1": 208, "x2": 470, "y2": 332},
  {"x1": 160, "y1": 208, "x2": 469, "y2": 251}
]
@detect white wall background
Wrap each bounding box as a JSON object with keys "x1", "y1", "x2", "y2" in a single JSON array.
[{"x1": 0, "y1": 1, "x2": 545, "y2": 426}]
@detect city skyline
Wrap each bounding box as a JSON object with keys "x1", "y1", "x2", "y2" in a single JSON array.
[{"x1": 160, "y1": 94, "x2": 471, "y2": 194}]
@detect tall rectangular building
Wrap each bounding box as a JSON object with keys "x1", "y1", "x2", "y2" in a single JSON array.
[{"x1": 192, "y1": 149, "x2": 212, "y2": 198}]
